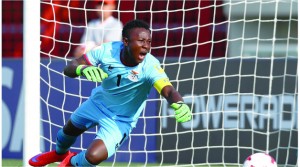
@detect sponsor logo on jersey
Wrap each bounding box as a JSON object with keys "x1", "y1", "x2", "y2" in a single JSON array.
[{"x1": 108, "y1": 65, "x2": 114, "y2": 72}]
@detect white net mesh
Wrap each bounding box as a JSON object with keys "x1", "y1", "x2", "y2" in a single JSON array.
[{"x1": 40, "y1": 0, "x2": 298, "y2": 166}]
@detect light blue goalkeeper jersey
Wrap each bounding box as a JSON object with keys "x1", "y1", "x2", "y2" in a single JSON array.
[{"x1": 85, "y1": 41, "x2": 168, "y2": 127}]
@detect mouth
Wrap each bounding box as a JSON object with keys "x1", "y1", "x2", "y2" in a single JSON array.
[{"x1": 138, "y1": 52, "x2": 147, "y2": 60}]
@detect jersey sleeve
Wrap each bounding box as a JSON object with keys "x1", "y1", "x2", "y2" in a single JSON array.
[
  {"x1": 153, "y1": 77, "x2": 172, "y2": 94},
  {"x1": 147, "y1": 61, "x2": 172, "y2": 94},
  {"x1": 84, "y1": 45, "x2": 104, "y2": 66}
]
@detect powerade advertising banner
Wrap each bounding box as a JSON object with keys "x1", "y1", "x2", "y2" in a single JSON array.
[{"x1": 158, "y1": 58, "x2": 298, "y2": 165}]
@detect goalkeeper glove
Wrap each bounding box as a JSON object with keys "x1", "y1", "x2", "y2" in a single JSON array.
[
  {"x1": 76, "y1": 65, "x2": 108, "y2": 82},
  {"x1": 170, "y1": 101, "x2": 192, "y2": 123}
]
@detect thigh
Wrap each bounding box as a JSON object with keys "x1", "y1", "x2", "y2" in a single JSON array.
[
  {"x1": 70, "y1": 99, "x2": 101, "y2": 130},
  {"x1": 96, "y1": 118, "x2": 132, "y2": 158}
]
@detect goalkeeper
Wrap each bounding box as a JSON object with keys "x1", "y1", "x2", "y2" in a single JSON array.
[{"x1": 29, "y1": 19, "x2": 192, "y2": 167}]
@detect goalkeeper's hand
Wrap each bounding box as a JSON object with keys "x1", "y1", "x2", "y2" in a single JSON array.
[
  {"x1": 76, "y1": 65, "x2": 108, "y2": 82},
  {"x1": 170, "y1": 101, "x2": 192, "y2": 123}
]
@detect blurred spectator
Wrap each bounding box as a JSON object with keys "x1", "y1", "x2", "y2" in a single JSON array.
[{"x1": 74, "y1": 0, "x2": 123, "y2": 58}]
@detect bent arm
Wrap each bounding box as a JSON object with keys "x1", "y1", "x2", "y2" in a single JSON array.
[
  {"x1": 63, "y1": 56, "x2": 89, "y2": 78},
  {"x1": 154, "y1": 79, "x2": 191, "y2": 123}
]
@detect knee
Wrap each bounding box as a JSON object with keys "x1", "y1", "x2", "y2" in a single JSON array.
[
  {"x1": 63, "y1": 120, "x2": 86, "y2": 136},
  {"x1": 85, "y1": 150, "x2": 107, "y2": 165}
]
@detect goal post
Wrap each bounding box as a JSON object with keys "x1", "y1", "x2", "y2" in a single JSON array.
[
  {"x1": 36, "y1": 0, "x2": 298, "y2": 166},
  {"x1": 23, "y1": 0, "x2": 41, "y2": 165}
]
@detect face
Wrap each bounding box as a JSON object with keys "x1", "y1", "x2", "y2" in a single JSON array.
[{"x1": 123, "y1": 28, "x2": 151, "y2": 66}]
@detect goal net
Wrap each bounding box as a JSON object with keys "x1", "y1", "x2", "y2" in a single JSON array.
[{"x1": 39, "y1": 0, "x2": 298, "y2": 166}]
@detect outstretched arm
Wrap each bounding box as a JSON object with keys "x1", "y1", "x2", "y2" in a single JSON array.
[
  {"x1": 154, "y1": 82, "x2": 192, "y2": 123},
  {"x1": 160, "y1": 85, "x2": 183, "y2": 104}
]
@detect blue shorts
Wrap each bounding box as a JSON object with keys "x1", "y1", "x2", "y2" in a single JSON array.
[{"x1": 70, "y1": 99, "x2": 132, "y2": 158}]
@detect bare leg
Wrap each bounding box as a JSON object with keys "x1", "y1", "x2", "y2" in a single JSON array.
[
  {"x1": 85, "y1": 139, "x2": 108, "y2": 164},
  {"x1": 70, "y1": 139, "x2": 108, "y2": 166},
  {"x1": 56, "y1": 120, "x2": 86, "y2": 154},
  {"x1": 63, "y1": 120, "x2": 86, "y2": 136}
]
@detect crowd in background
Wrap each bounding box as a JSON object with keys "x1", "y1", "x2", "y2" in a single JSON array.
[{"x1": 2, "y1": 0, "x2": 226, "y2": 58}]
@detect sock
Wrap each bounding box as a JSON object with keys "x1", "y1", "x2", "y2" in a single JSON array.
[
  {"x1": 71, "y1": 151, "x2": 95, "y2": 167},
  {"x1": 55, "y1": 129, "x2": 77, "y2": 154}
]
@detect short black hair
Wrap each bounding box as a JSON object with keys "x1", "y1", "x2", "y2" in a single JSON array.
[{"x1": 122, "y1": 19, "x2": 150, "y2": 39}]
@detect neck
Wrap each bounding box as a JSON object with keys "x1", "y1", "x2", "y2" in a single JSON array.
[{"x1": 120, "y1": 48, "x2": 136, "y2": 67}]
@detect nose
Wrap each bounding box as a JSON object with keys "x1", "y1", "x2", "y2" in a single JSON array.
[{"x1": 143, "y1": 41, "x2": 151, "y2": 50}]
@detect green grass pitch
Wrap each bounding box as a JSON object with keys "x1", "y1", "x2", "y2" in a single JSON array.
[{"x1": 2, "y1": 159, "x2": 239, "y2": 166}]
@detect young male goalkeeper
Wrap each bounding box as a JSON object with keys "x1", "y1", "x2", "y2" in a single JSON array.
[{"x1": 29, "y1": 19, "x2": 192, "y2": 167}]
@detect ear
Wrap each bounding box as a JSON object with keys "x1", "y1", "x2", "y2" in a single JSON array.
[{"x1": 123, "y1": 37, "x2": 129, "y2": 46}]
